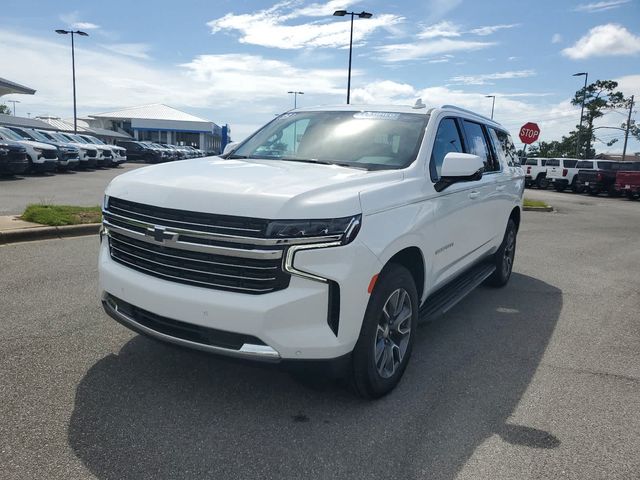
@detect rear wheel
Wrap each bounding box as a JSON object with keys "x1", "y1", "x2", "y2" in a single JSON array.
[
  {"x1": 487, "y1": 218, "x2": 517, "y2": 288},
  {"x1": 351, "y1": 264, "x2": 418, "y2": 399},
  {"x1": 537, "y1": 176, "x2": 549, "y2": 189}
]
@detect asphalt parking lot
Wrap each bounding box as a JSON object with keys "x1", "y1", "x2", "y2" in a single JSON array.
[
  {"x1": 0, "y1": 163, "x2": 145, "y2": 215},
  {"x1": 1, "y1": 190, "x2": 638, "y2": 480}
]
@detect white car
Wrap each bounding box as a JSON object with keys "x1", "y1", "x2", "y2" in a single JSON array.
[
  {"x1": 37, "y1": 130, "x2": 99, "y2": 169},
  {"x1": 546, "y1": 158, "x2": 580, "y2": 192},
  {"x1": 99, "y1": 104, "x2": 524, "y2": 398},
  {"x1": 79, "y1": 134, "x2": 127, "y2": 166},
  {"x1": 0, "y1": 126, "x2": 58, "y2": 173},
  {"x1": 523, "y1": 157, "x2": 549, "y2": 188}
]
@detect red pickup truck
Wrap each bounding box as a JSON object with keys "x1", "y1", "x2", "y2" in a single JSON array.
[{"x1": 615, "y1": 162, "x2": 640, "y2": 199}]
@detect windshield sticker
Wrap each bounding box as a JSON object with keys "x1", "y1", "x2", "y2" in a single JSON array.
[{"x1": 353, "y1": 112, "x2": 401, "y2": 120}]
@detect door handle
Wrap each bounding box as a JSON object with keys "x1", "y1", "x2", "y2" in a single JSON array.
[
  {"x1": 468, "y1": 191, "x2": 480, "y2": 199},
  {"x1": 496, "y1": 185, "x2": 506, "y2": 192}
]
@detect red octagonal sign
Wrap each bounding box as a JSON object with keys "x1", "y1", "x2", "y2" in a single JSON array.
[{"x1": 519, "y1": 122, "x2": 540, "y2": 144}]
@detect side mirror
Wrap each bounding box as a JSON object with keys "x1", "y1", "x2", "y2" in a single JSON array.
[
  {"x1": 222, "y1": 141, "x2": 239, "y2": 156},
  {"x1": 436, "y1": 152, "x2": 484, "y2": 192}
]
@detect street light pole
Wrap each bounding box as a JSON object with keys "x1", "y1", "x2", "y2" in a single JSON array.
[
  {"x1": 622, "y1": 95, "x2": 635, "y2": 162},
  {"x1": 287, "y1": 91, "x2": 304, "y2": 109},
  {"x1": 485, "y1": 95, "x2": 495, "y2": 119},
  {"x1": 573, "y1": 72, "x2": 588, "y2": 159},
  {"x1": 56, "y1": 29, "x2": 89, "y2": 134},
  {"x1": 333, "y1": 10, "x2": 373, "y2": 105},
  {"x1": 7, "y1": 99, "x2": 20, "y2": 116}
]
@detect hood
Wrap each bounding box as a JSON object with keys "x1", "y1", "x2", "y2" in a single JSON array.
[
  {"x1": 106, "y1": 156, "x2": 404, "y2": 218},
  {"x1": 19, "y1": 140, "x2": 57, "y2": 150}
]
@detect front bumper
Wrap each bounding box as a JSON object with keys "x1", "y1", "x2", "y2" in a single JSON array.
[
  {"x1": 99, "y1": 238, "x2": 381, "y2": 361},
  {"x1": 33, "y1": 159, "x2": 58, "y2": 172}
]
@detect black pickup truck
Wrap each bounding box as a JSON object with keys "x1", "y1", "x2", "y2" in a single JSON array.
[{"x1": 575, "y1": 160, "x2": 624, "y2": 196}]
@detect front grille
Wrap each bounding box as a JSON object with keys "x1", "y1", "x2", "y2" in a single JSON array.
[
  {"x1": 42, "y1": 149, "x2": 57, "y2": 159},
  {"x1": 63, "y1": 152, "x2": 79, "y2": 161},
  {"x1": 104, "y1": 197, "x2": 290, "y2": 294},
  {"x1": 103, "y1": 150, "x2": 113, "y2": 157},
  {"x1": 108, "y1": 197, "x2": 269, "y2": 237}
]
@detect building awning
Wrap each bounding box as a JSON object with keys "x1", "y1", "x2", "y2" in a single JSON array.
[
  {"x1": 0, "y1": 114, "x2": 55, "y2": 130},
  {"x1": 0, "y1": 77, "x2": 36, "y2": 97}
]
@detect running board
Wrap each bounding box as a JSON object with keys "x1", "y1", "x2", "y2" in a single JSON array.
[{"x1": 419, "y1": 261, "x2": 496, "y2": 322}]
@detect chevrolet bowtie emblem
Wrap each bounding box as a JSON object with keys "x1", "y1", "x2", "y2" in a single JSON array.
[{"x1": 146, "y1": 226, "x2": 176, "y2": 243}]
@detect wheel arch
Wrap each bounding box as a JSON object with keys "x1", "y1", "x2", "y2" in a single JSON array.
[{"x1": 385, "y1": 246, "x2": 426, "y2": 301}]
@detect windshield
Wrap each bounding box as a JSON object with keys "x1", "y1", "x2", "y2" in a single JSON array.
[
  {"x1": 68, "y1": 134, "x2": 89, "y2": 144},
  {"x1": 26, "y1": 129, "x2": 51, "y2": 142},
  {"x1": 0, "y1": 127, "x2": 24, "y2": 141},
  {"x1": 231, "y1": 111, "x2": 429, "y2": 170},
  {"x1": 86, "y1": 136, "x2": 106, "y2": 145},
  {"x1": 52, "y1": 133, "x2": 73, "y2": 143}
]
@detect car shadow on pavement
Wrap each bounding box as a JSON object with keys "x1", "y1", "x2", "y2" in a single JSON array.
[{"x1": 68, "y1": 273, "x2": 562, "y2": 480}]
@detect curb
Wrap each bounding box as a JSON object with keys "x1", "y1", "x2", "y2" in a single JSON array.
[
  {"x1": 523, "y1": 205, "x2": 554, "y2": 212},
  {"x1": 0, "y1": 223, "x2": 101, "y2": 245}
]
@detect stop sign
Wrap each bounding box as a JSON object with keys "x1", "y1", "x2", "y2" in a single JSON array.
[{"x1": 519, "y1": 122, "x2": 540, "y2": 144}]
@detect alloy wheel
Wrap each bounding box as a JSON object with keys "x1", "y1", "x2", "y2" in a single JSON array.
[{"x1": 374, "y1": 288, "x2": 412, "y2": 379}]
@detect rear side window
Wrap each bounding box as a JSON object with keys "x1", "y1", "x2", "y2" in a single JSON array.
[
  {"x1": 525, "y1": 158, "x2": 538, "y2": 166},
  {"x1": 430, "y1": 118, "x2": 464, "y2": 181},
  {"x1": 564, "y1": 160, "x2": 578, "y2": 168},
  {"x1": 577, "y1": 161, "x2": 593, "y2": 169},
  {"x1": 462, "y1": 120, "x2": 496, "y2": 171},
  {"x1": 546, "y1": 159, "x2": 560, "y2": 167},
  {"x1": 598, "y1": 162, "x2": 614, "y2": 170},
  {"x1": 488, "y1": 128, "x2": 517, "y2": 167}
]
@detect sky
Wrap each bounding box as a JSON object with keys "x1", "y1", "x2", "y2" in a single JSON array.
[{"x1": 1, "y1": 0, "x2": 639, "y2": 152}]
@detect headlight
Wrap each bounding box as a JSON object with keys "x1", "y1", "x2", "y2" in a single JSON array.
[
  {"x1": 33, "y1": 147, "x2": 43, "y2": 153},
  {"x1": 266, "y1": 215, "x2": 361, "y2": 245}
]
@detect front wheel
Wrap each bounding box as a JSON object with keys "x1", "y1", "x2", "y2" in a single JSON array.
[
  {"x1": 351, "y1": 264, "x2": 418, "y2": 399},
  {"x1": 487, "y1": 218, "x2": 517, "y2": 287}
]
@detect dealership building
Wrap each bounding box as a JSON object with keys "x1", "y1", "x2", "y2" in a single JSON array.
[{"x1": 87, "y1": 104, "x2": 226, "y2": 153}]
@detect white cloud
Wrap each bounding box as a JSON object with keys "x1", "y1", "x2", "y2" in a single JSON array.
[
  {"x1": 469, "y1": 24, "x2": 519, "y2": 36},
  {"x1": 574, "y1": 0, "x2": 631, "y2": 13},
  {"x1": 562, "y1": 24, "x2": 640, "y2": 59},
  {"x1": 376, "y1": 39, "x2": 495, "y2": 62},
  {"x1": 551, "y1": 33, "x2": 563, "y2": 44},
  {"x1": 100, "y1": 43, "x2": 151, "y2": 59},
  {"x1": 207, "y1": 2, "x2": 403, "y2": 50},
  {"x1": 418, "y1": 21, "x2": 461, "y2": 39},
  {"x1": 423, "y1": 0, "x2": 463, "y2": 22},
  {"x1": 59, "y1": 12, "x2": 100, "y2": 30},
  {"x1": 450, "y1": 70, "x2": 536, "y2": 85}
]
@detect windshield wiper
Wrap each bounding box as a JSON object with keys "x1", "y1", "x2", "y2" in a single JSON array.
[
  {"x1": 280, "y1": 157, "x2": 334, "y2": 165},
  {"x1": 226, "y1": 154, "x2": 249, "y2": 159}
]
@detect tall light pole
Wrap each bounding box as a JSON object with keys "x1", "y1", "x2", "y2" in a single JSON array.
[
  {"x1": 287, "y1": 91, "x2": 304, "y2": 109},
  {"x1": 7, "y1": 99, "x2": 20, "y2": 116},
  {"x1": 485, "y1": 95, "x2": 495, "y2": 120},
  {"x1": 622, "y1": 95, "x2": 635, "y2": 162},
  {"x1": 573, "y1": 72, "x2": 588, "y2": 159},
  {"x1": 56, "y1": 29, "x2": 89, "y2": 133},
  {"x1": 333, "y1": 9, "x2": 373, "y2": 104}
]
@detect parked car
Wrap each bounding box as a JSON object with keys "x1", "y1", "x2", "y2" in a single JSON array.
[
  {"x1": 523, "y1": 157, "x2": 548, "y2": 188},
  {"x1": 99, "y1": 104, "x2": 524, "y2": 398},
  {"x1": 37, "y1": 130, "x2": 99, "y2": 169},
  {"x1": 614, "y1": 162, "x2": 640, "y2": 199},
  {"x1": 161, "y1": 144, "x2": 187, "y2": 160},
  {"x1": 0, "y1": 139, "x2": 29, "y2": 175},
  {"x1": 575, "y1": 160, "x2": 624, "y2": 196},
  {"x1": 6, "y1": 126, "x2": 80, "y2": 171},
  {"x1": 0, "y1": 126, "x2": 58, "y2": 173},
  {"x1": 63, "y1": 134, "x2": 115, "y2": 167},
  {"x1": 116, "y1": 140, "x2": 163, "y2": 163},
  {"x1": 78, "y1": 134, "x2": 127, "y2": 166},
  {"x1": 546, "y1": 158, "x2": 580, "y2": 192}
]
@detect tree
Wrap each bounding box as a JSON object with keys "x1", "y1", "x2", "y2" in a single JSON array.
[
  {"x1": 0, "y1": 104, "x2": 11, "y2": 115},
  {"x1": 571, "y1": 80, "x2": 627, "y2": 158}
]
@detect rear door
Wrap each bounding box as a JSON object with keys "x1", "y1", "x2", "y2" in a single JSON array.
[{"x1": 546, "y1": 158, "x2": 561, "y2": 179}]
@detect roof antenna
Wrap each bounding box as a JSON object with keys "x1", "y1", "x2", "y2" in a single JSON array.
[{"x1": 413, "y1": 98, "x2": 426, "y2": 109}]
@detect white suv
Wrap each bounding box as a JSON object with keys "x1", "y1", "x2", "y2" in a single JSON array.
[
  {"x1": 99, "y1": 104, "x2": 524, "y2": 398},
  {"x1": 546, "y1": 158, "x2": 580, "y2": 192}
]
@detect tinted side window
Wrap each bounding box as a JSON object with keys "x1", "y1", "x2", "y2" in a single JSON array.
[
  {"x1": 577, "y1": 161, "x2": 593, "y2": 169},
  {"x1": 462, "y1": 120, "x2": 496, "y2": 171},
  {"x1": 546, "y1": 159, "x2": 559, "y2": 167},
  {"x1": 489, "y1": 128, "x2": 517, "y2": 167},
  {"x1": 564, "y1": 160, "x2": 578, "y2": 168},
  {"x1": 430, "y1": 118, "x2": 463, "y2": 181},
  {"x1": 541, "y1": 159, "x2": 547, "y2": 166}
]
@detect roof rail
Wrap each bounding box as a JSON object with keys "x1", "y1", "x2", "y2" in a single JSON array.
[{"x1": 440, "y1": 105, "x2": 497, "y2": 124}]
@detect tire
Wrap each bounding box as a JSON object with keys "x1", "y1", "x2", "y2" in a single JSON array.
[
  {"x1": 537, "y1": 176, "x2": 549, "y2": 189},
  {"x1": 486, "y1": 218, "x2": 517, "y2": 288},
  {"x1": 554, "y1": 184, "x2": 565, "y2": 192},
  {"x1": 350, "y1": 264, "x2": 418, "y2": 399}
]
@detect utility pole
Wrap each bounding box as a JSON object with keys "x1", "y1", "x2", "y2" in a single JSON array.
[
  {"x1": 622, "y1": 95, "x2": 634, "y2": 162},
  {"x1": 56, "y1": 29, "x2": 89, "y2": 133},
  {"x1": 333, "y1": 10, "x2": 373, "y2": 104}
]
